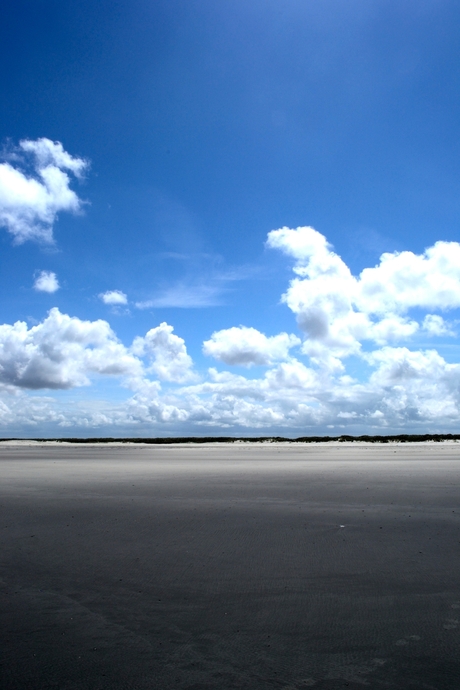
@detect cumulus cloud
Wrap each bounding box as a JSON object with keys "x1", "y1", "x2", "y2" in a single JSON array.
[
  {"x1": 267, "y1": 226, "x2": 363, "y2": 362},
  {"x1": 131, "y1": 322, "x2": 195, "y2": 382},
  {"x1": 357, "y1": 242, "x2": 460, "y2": 314},
  {"x1": 0, "y1": 312, "x2": 459, "y2": 433},
  {"x1": 161, "y1": 344, "x2": 460, "y2": 431},
  {"x1": 99, "y1": 290, "x2": 128, "y2": 305},
  {"x1": 33, "y1": 270, "x2": 60, "y2": 293},
  {"x1": 422, "y1": 314, "x2": 455, "y2": 336},
  {"x1": 0, "y1": 308, "x2": 142, "y2": 389},
  {"x1": 0, "y1": 138, "x2": 88, "y2": 243},
  {"x1": 6, "y1": 340, "x2": 458, "y2": 433},
  {"x1": 0, "y1": 309, "x2": 198, "y2": 395},
  {"x1": 267, "y1": 226, "x2": 460, "y2": 365},
  {"x1": 203, "y1": 326, "x2": 300, "y2": 366},
  {"x1": 365, "y1": 346, "x2": 450, "y2": 385},
  {"x1": 1, "y1": 225, "x2": 460, "y2": 434},
  {"x1": 3, "y1": 339, "x2": 459, "y2": 433},
  {"x1": 363, "y1": 346, "x2": 460, "y2": 422}
]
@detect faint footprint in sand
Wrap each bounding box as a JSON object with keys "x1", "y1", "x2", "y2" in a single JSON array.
[
  {"x1": 372, "y1": 658, "x2": 386, "y2": 666},
  {"x1": 281, "y1": 680, "x2": 316, "y2": 689},
  {"x1": 395, "y1": 635, "x2": 421, "y2": 646}
]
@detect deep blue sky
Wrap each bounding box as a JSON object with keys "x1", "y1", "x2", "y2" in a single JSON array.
[{"x1": 1, "y1": 0, "x2": 460, "y2": 435}]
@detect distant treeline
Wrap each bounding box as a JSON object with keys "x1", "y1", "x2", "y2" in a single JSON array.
[{"x1": 2, "y1": 434, "x2": 460, "y2": 444}]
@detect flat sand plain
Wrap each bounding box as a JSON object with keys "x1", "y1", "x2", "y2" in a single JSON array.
[{"x1": 1, "y1": 442, "x2": 460, "y2": 690}]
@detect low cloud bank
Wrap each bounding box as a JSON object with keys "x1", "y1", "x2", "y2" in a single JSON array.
[{"x1": 1, "y1": 226, "x2": 460, "y2": 434}]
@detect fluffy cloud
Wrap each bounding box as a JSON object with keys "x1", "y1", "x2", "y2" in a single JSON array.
[
  {"x1": 131, "y1": 322, "x2": 195, "y2": 382},
  {"x1": 422, "y1": 314, "x2": 454, "y2": 336},
  {"x1": 4, "y1": 340, "x2": 460, "y2": 432},
  {"x1": 267, "y1": 226, "x2": 364, "y2": 363},
  {"x1": 164, "y1": 344, "x2": 460, "y2": 430},
  {"x1": 3, "y1": 340, "x2": 459, "y2": 433},
  {"x1": 0, "y1": 311, "x2": 459, "y2": 433},
  {"x1": 20, "y1": 139, "x2": 87, "y2": 178},
  {"x1": 0, "y1": 308, "x2": 142, "y2": 389},
  {"x1": 99, "y1": 290, "x2": 128, "y2": 305},
  {"x1": 0, "y1": 310, "x2": 196, "y2": 394},
  {"x1": 267, "y1": 226, "x2": 460, "y2": 365},
  {"x1": 0, "y1": 225, "x2": 460, "y2": 434},
  {"x1": 357, "y1": 242, "x2": 460, "y2": 314},
  {"x1": 33, "y1": 271, "x2": 60, "y2": 293},
  {"x1": 0, "y1": 138, "x2": 88, "y2": 243},
  {"x1": 203, "y1": 326, "x2": 300, "y2": 366},
  {"x1": 363, "y1": 347, "x2": 460, "y2": 423}
]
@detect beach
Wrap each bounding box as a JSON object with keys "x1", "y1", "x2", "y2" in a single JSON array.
[{"x1": 1, "y1": 441, "x2": 460, "y2": 689}]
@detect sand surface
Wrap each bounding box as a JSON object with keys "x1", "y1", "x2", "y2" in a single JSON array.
[{"x1": 1, "y1": 442, "x2": 460, "y2": 689}]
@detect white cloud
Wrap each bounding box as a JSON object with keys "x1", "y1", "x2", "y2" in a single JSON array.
[
  {"x1": 203, "y1": 326, "x2": 300, "y2": 366},
  {"x1": 268, "y1": 226, "x2": 460, "y2": 314},
  {"x1": 0, "y1": 309, "x2": 198, "y2": 397},
  {"x1": 267, "y1": 226, "x2": 363, "y2": 362},
  {"x1": 422, "y1": 314, "x2": 455, "y2": 336},
  {"x1": 20, "y1": 138, "x2": 87, "y2": 178},
  {"x1": 1, "y1": 225, "x2": 460, "y2": 434},
  {"x1": 33, "y1": 270, "x2": 60, "y2": 294},
  {"x1": 6, "y1": 339, "x2": 460, "y2": 432},
  {"x1": 131, "y1": 322, "x2": 195, "y2": 382},
  {"x1": 99, "y1": 290, "x2": 128, "y2": 305},
  {"x1": 0, "y1": 308, "x2": 142, "y2": 390},
  {"x1": 0, "y1": 318, "x2": 459, "y2": 433},
  {"x1": 267, "y1": 226, "x2": 459, "y2": 365},
  {"x1": 366, "y1": 315, "x2": 419, "y2": 344},
  {"x1": 363, "y1": 346, "x2": 460, "y2": 422},
  {"x1": 357, "y1": 242, "x2": 460, "y2": 314},
  {"x1": 263, "y1": 359, "x2": 320, "y2": 390},
  {"x1": 267, "y1": 225, "x2": 350, "y2": 280},
  {"x1": 0, "y1": 138, "x2": 88, "y2": 243},
  {"x1": 159, "y1": 343, "x2": 460, "y2": 431}
]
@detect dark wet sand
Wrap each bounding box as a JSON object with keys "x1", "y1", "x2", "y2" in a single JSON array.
[{"x1": 1, "y1": 442, "x2": 460, "y2": 689}]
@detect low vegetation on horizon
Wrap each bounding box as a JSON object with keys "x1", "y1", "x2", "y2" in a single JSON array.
[{"x1": 1, "y1": 434, "x2": 460, "y2": 444}]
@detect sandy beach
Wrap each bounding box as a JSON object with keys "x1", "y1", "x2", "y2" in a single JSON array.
[{"x1": 1, "y1": 441, "x2": 460, "y2": 689}]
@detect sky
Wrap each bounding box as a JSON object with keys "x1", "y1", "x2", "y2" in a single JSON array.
[{"x1": 1, "y1": 0, "x2": 460, "y2": 437}]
